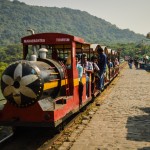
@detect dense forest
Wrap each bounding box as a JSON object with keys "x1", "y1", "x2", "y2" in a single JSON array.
[
  {"x1": 0, "y1": 0, "x2": 150, "y2": 77},
  {"x1": 0, "y1": 0, "x2": 146, "y2": 45}
]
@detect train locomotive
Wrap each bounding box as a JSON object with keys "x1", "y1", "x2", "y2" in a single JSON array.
[{"x1": 0, "y1": 32, "x2": 120, "y2": 128}]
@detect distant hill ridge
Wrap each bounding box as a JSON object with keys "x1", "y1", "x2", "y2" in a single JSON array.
[{"x1": 1, "y1": 0, "x2": 145, "y2": 45}]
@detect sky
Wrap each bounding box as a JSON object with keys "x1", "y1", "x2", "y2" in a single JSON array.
[{"x1": 15, "y1": 0, "x2": 150, "y2": 36}]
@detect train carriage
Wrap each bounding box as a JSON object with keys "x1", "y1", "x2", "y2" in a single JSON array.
[
  {"x1": 0, "y1": 33, "x2": 94, "y2": 128},
  {"x1": 0, "y1": 32, "x2": 120, "y2": 129}
]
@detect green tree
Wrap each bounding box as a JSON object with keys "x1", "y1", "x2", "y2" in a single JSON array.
[{"x1": 0, "y1": 62, "x2": 8, "y2": 77}]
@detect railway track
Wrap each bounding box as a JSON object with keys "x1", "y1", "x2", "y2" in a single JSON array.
[
  {"x1": 0, "y1": 132, "x2": 14, "y2": 144},
  {"x1": 0, "y1": 127, "x2": 13, "y2": 144}
]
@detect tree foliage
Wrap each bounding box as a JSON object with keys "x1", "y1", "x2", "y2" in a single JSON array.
[
  {"x1": 109, "y1": 42, "x2": 150, "y2": 59},
  {"x1": 0, "y1": 0, "x2": 146, "y2": 45},
  {"x1": 0, "y1": 44, "x2": 22, "y2": 63},
  {"x1": 0, "y1": 62, "x2": 8, "y2": 77},
  {"x1": 0, "y1": 0, "x2": 149, "y2": 64}
]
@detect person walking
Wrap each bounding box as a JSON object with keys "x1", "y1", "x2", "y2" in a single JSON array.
[
  {"x1": 97, "y1": 46, "x2": 107, "y2": 91},
  {"x1": 128, "y1": 57, "x2": 133, "y2": 69}
]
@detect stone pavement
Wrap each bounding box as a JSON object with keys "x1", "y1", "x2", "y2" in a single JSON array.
[{"x1": 69, "y1": 65, "x2": 150, "y2": 150}]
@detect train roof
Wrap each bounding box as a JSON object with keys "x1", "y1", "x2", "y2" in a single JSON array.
[
  {"x1": 90, "y1": 44, "x2": 108, "y2": 52},
  {"x1": 21, "y1": 32, "x2": 88, "y2": 45},
  {"x1": 101, "y1": 46, "x2": 107, "y2": 50},
  {"x1": 90, "y1": 44, "x2": 100, "y2": 51},
  {"x1": 107, "y1": 48, "x2": 112, "y2": 53}
]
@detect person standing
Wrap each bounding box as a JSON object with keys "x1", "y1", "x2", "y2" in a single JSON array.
[
  {"x1": 76, "y1": 54, "x2": 83, "y2": 101},
  {"x1": 128, "y1": 57, "x2": 133, "y2": 69},
  {"x1": 91, "y1": 55, "x2": 100, "y2": 93},
  {"x1": 107, "y1": 58, "x2": 113, "y2": 68},
  {"x1": 134, "y1": 57, "x2": 139, "y2": 69},
  {"x1": 97, "y1": 46, "x2": 107, "y2": 91},
  {"x1": 82, "y1": 54, "x2": 93, "y2": 97}
]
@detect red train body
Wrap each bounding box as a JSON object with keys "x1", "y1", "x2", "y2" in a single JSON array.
[{"x1": 0, "y1": 33, "x2": 120, "y2": 128}]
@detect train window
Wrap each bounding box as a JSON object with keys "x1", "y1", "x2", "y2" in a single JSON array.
[
  {"x1": 24, "y1": 45, "x2": 53, "y2": 60},
  {"x1": 25, "y1": 45, "x2": 37, "y2": 60},
  {"x1": 47, "y1": 50, "x2": 52, "y2": 59},
  {"x1": 46, "y1": 47, "x2": 52, "y2": 59}
]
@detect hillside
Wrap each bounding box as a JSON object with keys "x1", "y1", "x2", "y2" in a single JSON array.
[{"x1": 0, "y1": 0, "x2": 146, "y2": 45}]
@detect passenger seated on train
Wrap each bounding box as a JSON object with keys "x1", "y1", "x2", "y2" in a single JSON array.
[
  {"x1": 91, "y1": 55, "x2": 100, "y2": 73},
  {"x1": 58, "y1": 57, "x2": 65, "y2": 64},
  {"x1": 76, "y1": 54, "x2": 83, "y2": 81},
  {"x1": 76, "y1": 54, "x2": 83, "y2": 101},
  {"x1": 82, "y1": 54, "x2": 93, "y2": 97},
  {"x1": 107, "y1": 58, "x2": 113, "y2": 68},
  {"x1": 114, "y1": 58, "x2": 119, "y2": 67},
  {"x1": 105, "y1": 63, "x2": 110, "y2": 82},
  {"x1": 66, "y1": 51, "x2": 71, "y2": 69},
  {"x1": 91, "y1": 55, "x2": 100, "y2": 93},
  {"x1": 114, "y1": 58, "x2": 120, "y2": 74},
  {"x1": 52, "y1": 49, "x2": 58, "y2": 60}
]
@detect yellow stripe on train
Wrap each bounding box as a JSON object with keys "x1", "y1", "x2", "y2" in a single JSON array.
[
  {"x1": 43, "y1": 79, "x2": 68, "y2": 90},
  {"x1": 43, "y1": 77, "x2": 86, "y2": 91},
  {"x1": 73, "y1": 77, "x2": 86, "y2": 86},
  {"x1": 44, "y1": 81, "x2": 59, "y2": 90}
]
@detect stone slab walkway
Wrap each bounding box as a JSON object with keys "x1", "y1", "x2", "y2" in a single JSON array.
[{"x1": 69, "y1": 66, "x2": 150, "y2": 150}]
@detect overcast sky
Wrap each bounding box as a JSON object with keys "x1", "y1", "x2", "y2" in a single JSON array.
[{"x1": 15, "y1": 0, "x2": 150, "y2": 36}]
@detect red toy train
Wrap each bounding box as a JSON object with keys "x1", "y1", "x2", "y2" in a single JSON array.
[{"x1": 0, "y1": 32, "x2": 120, "y2": 128}]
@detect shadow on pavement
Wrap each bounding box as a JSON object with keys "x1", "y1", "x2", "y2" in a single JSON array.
[
  {"x1": 138, "y1": 147, "x2": 150, "y2": 150},
  {"x1": 126, "y1": 107, "x2": 150, "y2": 143}
]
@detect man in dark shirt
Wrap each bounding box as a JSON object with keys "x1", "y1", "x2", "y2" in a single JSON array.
[{"x1": 97, "y1": 46, "x2": 107, "y2": 91}]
